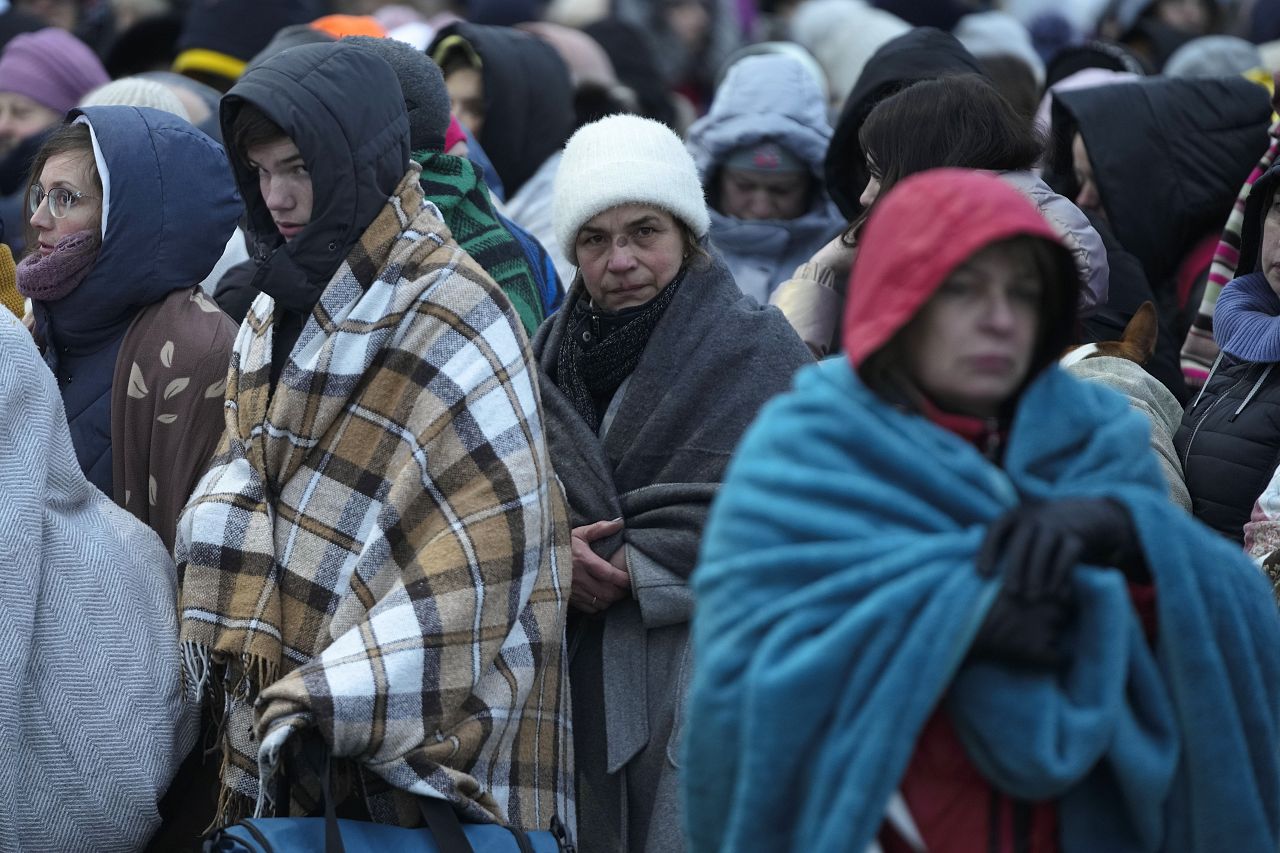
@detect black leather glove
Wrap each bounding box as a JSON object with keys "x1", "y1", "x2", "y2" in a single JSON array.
[
  {"x1": 970, "y1": 507, "x2": 1080, "y2": 667},
  {"x1": 969, "y1": 498, "x2": 1147, "y2": 667},
  {"x1": 970, "y1": 594, "x2": 1074, "y2": 667},
  {"x1": 978, "y1": 498, "x2": 1147, "y2": 583}
]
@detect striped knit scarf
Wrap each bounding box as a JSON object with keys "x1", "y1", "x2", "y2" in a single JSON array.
[
  {"x1": 1181, "y1": 119, "x2": 1280, "y2": 390},
  {"x1": 414, "y1": 150, "x2": 544, "y2": 336}
]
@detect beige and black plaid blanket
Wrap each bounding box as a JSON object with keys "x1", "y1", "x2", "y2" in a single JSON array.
[{"x1": 176, "y1": 169, "x2": 574, "y2": 834}]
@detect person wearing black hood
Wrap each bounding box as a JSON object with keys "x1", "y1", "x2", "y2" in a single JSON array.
[
  {"x1": 1047, "y1": 74, "x2": 1271, "y2": 402},
  {"x1": 1098, "y1": 0, "x2": 1219, "y2": 71},
  {"x1": 770, "y1": 28, "x2": 984, "y2": 354},
  {"x1": 178, "y1": 40, "x2": 574, "y2": 837},
  {"x1": 429, "y1": 22, "x2": 574, "y2": 201},
  {"x1": 1176, "y1": 158, "x2": 1280, "y2": 543},
  {"x1": 824, "y1": 27, "x2": 985, "y2": 224}
]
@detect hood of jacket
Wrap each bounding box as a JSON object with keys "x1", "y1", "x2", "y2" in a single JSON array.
[
  {"x1": 825, "y1": 27, "x2": 984, "y2": 220},
  {"x1": 843, "y1": 169, "x2": 1077, "y2": 384},
  {"x1": 688, "y1": 53, "x2": 832, "y2": 187},
  {"x1": 220, "y1": 41, "x2": 410, "y2": 311},
  {"x1": 1049, "y1": 75, "x2": 1270, "y2": 287},
  {"x1": 429, "y1": 23, "x2": 573, "y2": 199},
  {"x1": 708, "y1": 201, "x2": 844, "y2": 302},
  {"x1": 1000, "y1": 169, "x2": 1110, "y2": 315},
  {"x1": 43, "y1": 105, "x2": 241, "y2": 351},
  {"x1": 1235, "y1": 159, "x2": 1280, "y2": 276},
  {"x1": 35, "y1": 105, "x2": 241, "y2": 496}
]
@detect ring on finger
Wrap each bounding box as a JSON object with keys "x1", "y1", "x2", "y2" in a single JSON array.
[{"x1": 591, "y1": 595, "x2": 598, "y2": 607}]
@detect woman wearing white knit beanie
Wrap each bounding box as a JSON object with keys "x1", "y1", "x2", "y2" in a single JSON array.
[{"x1": 533, "y1": 112, "x2": 812, "y2": 852}]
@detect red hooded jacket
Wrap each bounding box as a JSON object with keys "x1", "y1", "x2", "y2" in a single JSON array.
[{"x1": 843, "y1": 171, "x2": 1154, "y2": 853}]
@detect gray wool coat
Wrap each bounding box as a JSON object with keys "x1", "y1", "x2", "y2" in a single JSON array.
[{"x1": 532, "y1": 250, "x2": 812, "y2": 852}]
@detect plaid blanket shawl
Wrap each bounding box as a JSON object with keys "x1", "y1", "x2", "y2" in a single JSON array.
[{"x1": 176, "y1": 168, "x2": 574, "y2": 833}]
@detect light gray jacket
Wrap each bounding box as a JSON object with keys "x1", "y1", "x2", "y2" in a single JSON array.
[
  {"x1": 688, "y1": 54, "x2": 845, "y2": 303},
  {"x1": 1000, "y1": 169, "x2": 1110, "y2": 317}
]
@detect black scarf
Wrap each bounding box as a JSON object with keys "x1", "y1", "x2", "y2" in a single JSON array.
[{"x1": 555, "y1": 269, "x2": 687, "y2": 431}]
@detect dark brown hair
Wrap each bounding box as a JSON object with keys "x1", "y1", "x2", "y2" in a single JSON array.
[
  {"x1": 229, "y1": 101, "x2": 289, "y2": 170},
  {"x1": 23, "y1": 122, "x2": 102, "y2": 256},
  {"x1": 845, "y1": 75, "x2": 1044, "y2": 245}
]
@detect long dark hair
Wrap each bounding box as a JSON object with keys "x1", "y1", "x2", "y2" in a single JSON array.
[
  {"x1": 22, "y1": 122, "x2": 102, "y2": 257},
  {"x1": 845, "y1": 75, "x2": 1044, "y2": 244}
]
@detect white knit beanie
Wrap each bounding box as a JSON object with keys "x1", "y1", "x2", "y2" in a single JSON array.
[
  {"x1": 80, "y1": 77, "x2": 191, "y2": 121},
  {"x1": 553, "y1": 113, "x2": 710, "y2": 260}
]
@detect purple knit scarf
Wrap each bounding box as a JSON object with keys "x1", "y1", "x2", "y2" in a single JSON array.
[{"x1": 16, "y1": 230, "x2": 99, "y2": 302}]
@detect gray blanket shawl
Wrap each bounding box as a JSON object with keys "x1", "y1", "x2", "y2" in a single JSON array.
[
  {"x1": 532, "y1": 251, "x2": 812, "y2": 851},
  {"x1": 0, "y1": 312, "x2": 193, "y2": 851}
]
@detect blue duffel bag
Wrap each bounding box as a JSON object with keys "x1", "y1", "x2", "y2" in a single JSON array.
[
  {"x1": 203, "y1": 753, "x2": 573, "y2": 853},
  {"x1": 204, "y1": 809, "x2": 572, "y2": 853}
]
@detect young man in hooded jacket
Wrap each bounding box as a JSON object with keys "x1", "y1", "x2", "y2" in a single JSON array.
[{"x1": 175, "y1": 41, "x2": 575, "y2": 839}]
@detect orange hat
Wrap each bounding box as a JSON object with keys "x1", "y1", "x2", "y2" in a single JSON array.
[{"x1": 310, "y1": 15, "x2": 387, "y2": 39}]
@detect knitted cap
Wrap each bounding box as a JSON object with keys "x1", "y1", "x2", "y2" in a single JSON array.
[
  {"x1": 80, "y1": 77, "x2": 191, "y2": 121},
  {"x1": 0, "y1": 28, "x2": 109, "y2": 115},
  {"x1": 724, "y1": 141, "x2": 807, "y2": 174},
  {"x1": 342, "y1": 35, "x2": 451, "y2": 152},
  {"x1": 1164, "y1": 35, "x2": 1263, "y2": 78},
  {"x1": 553, "y1": 113, "x2": 709, "y2": 259}
]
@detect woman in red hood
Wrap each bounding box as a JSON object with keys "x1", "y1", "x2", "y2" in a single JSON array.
[
  {"x1": 685, "y1": 167, "x2": 1280, "y2": 853},
  {"x1": 848, "y1": 169, "x2": 1153, "y2": 852}
]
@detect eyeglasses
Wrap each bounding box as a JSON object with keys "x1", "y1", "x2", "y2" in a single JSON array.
[{"x1": 27, "y1": 183, "x2": 96, "y2": 219}]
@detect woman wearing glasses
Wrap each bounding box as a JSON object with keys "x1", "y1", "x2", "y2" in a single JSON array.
[{"x1": 17, "y1": 106, "x2": 241, "y2": 551}]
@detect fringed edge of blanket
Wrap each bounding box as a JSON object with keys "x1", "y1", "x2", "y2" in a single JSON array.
[{"x1": 181, "y1": 640, "x2": 281, "y2": 828}]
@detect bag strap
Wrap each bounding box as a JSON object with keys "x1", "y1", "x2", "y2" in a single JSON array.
[
  {"x1": 309, "y1": 744, "x2": 548, "y2": 853},
  {"x1": 320, "y1": 751, "x2": 346, "y2": 853},
  {"x1": 418, "y1": 796, "x2": 479, "y2": 853}
]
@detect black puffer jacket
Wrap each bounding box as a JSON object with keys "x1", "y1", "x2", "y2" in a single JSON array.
[
  {"x1": 218, "y1": 41, "x2": 411, "y2": 382},
  {"x1": 1176, "y1": 358, "x2": 1280, "y2": 540},
  {"x1": 1174, "y1": 161, "x2": 1280, "y2": 542},
  {"x1": 1049, "y1": 75, "x2": 1270, "y2": 405}
]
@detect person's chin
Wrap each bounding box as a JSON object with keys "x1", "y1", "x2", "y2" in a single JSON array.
[
  {"x1": 1267, "y1": 267, "x2": 1280, "y2": 298},
  {"x1": 607, "y1": 285, "x2": 655, "y2": 310}
]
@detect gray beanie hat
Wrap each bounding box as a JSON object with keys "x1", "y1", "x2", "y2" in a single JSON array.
[
  {"x1": 1165, "y1": 35, "x2": 1263, "y2": 78},
  {"x1": 343, "y1": 35, "x2": 451, "y2": 153},
  {"x1": 80, "y1": 77, "x2": 191, "y2": 121}
]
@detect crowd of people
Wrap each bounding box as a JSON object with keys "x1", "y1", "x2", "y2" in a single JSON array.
[{"x1": 2, "y1": 0, "x2": 1280, "y2": 851}]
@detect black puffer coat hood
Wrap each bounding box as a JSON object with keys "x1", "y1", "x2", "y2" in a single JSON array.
[
  {"x1": 220, "y1": 41, "x2": 410, "y2": 314},
  {"x1": 429, "y1": 22, "x2": 573, "y2": 198},
  {"x1": 1049, "y1": 75, "x2": 1270, "y2": 288},
  {"x1": 824, "y1": 27, "x2": 984, "y2": 220},
  {"x1": 1236, "y1": 159, "x2": 1280, "y2": 277}
]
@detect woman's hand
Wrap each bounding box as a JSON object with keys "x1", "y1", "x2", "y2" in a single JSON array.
[
  {"x1": 570, "y1": 518, "x2": 631, "y2": 615},
  {"x1": 809, "y1": 233, "x2": 857, "y2": 279}
]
